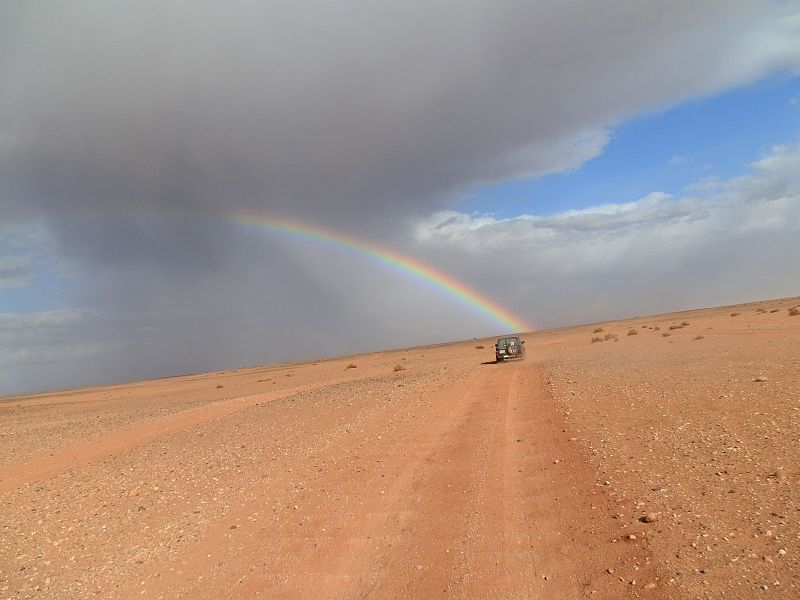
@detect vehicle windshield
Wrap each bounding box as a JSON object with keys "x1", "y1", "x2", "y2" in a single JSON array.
[{"x1": 497, "y1": 337, "x2": 518, "y2": 347}]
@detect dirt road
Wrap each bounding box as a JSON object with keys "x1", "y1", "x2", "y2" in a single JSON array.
[{"x1": 2, "y1": 297, "x2": 798, "y2": 599}]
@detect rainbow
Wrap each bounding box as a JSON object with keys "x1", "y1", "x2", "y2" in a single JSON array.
[{"x1": 228, "y1": 210, "x2": 531, "y2": 333}]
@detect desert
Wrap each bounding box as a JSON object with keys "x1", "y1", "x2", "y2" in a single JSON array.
[{"x1": 1, "y1": 296, "x2": 799, "y2": 599}]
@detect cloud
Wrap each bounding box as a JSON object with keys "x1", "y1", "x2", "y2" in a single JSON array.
[
  {"x1": 0, "y1": 258, "x2": 31, "y2": 288},
  {"x1": 0, "y1": 309, "x2": 109, "y2": 371},
  {"x1": 0, "y1": 223, "x2": 71, "y2": 292},
  {"x1": 2, "y1": 2, "x2": 799, "y2": 228},
  {"x1": 411, "y1": 142, "x2": 800, "y2": 325},
  {"x1": 668, "y1": 156, "x2": 687, "y2": 167},
  {"x1": 0, "y1": 309, "x2": 127, "y2": 396}
]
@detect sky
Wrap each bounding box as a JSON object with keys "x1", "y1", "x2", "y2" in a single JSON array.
[{"x1": 1, "y1": 1, "x2": 799, "y2": 397}]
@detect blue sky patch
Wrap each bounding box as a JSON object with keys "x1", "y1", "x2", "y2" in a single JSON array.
[{"x1": 459, "y1": 73, "x2": 800, "y2": 218}]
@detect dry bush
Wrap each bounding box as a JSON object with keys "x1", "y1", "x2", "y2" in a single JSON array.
[
  {"x1": 475, "y1": 345, "x2": 485, "y2": 349},
  {"x1": 604, "y1": 333, "x2": 618, "y2": 341},
  {"x1": 756, "y1": 308, "x2": 767, "y2": 314},
  {"x1": 681, "y1": 321, "x2": 690, "y2": 326},
  {"x1": 653, "y1": 326, "x2": 661, "y2": 331},
  {"x1": 593, "y1": 327, "x2": 604, "y2": 333},
  {"x1": 345, "y1": 363, "x2": 357, "y2": 369},
  {"x1": 770, "y1": 309, "x2": 780, "y2": 313},
  {"x1": 591, "y1": 336, "x2": 603, "y2": 343},
  {"x1": 393, "y1": 364, "x2": 406, "y2": 372},
  {"x1": 694, "y1": 335, "x2": 705, "y2": 340},
  {"x1": 790, "y1": 307, "x2": 800, "y2": 316},
  {"x1": 627, "y1": 328, "x2": 638, "y2": 336},
  {"x1": 730, "y1": 312, "x2": 740, "y2": 317},
  {"x1": 662, "y1": 332, "x2": 671, "y2": 337},
  {"x1": 216, "y1": 384, "x2": 224, "y2": 389},
  {"x1": 669, "y1": 324, "x2": 681, "y2": 330}
]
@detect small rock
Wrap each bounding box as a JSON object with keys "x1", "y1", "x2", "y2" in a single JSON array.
[
  {"x1": 644, "y1": 582, "x2": 656, "y2": 590},
  {"x1": 642, "y1": 512, "x2": 659, "y2": 523},
  {"x1": 754, "y1": 376, "x2": 768, "y2": 382},
  {"x1": 628, "y1": 534, "x2": 637, "y2": 541}
]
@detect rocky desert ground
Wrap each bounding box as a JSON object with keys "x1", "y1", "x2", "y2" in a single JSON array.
[{"x1": 1, "y1": 296, "x2": 799, "y2": 599}]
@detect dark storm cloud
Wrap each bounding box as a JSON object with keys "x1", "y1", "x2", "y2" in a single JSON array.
[{"x1": 3, "y1": 1, "x2": 797, "y2": 231}]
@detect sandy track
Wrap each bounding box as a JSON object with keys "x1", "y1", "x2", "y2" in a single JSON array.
[
  {"x1": 2, "y1": 296, "x2": 799, "y2": 599},
  {"x1": 1, "y1": 355, "x2": 655, "y2": 599}
]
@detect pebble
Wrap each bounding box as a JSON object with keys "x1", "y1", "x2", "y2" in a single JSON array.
[{"x1": 642, "y1": 512, "x2": 659, "y2": 523}]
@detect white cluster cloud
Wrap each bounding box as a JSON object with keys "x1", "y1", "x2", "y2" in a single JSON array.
[{"x1": 412, "y1": 143, "x2": 800, "y2": 324}]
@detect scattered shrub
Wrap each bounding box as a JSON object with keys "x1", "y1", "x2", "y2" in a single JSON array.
[
  {"x1": 669, "y1": 324, "x2": 681, "y2": 330},
  {"x1": 593, "y1": 327, "x2": 604, "y2": 333},
  {"x1": 770, "y1": 309, "x2": 780, "y2": 313},
  {"x1": 653, "y1": 326, "x2": 661, "y2": 331},
  {"x1": 756, "y1": 308, "x2": 766, "y2": 314},
  {"x1": 345, "y1": 363, "x2": 357, "y2": 369},
  {"x1": 730, "y1": 312, "x2": 740, "y2": 317},
  {"x1": 790, "y1": 307, "x2": 799, "y2": 316},
  {"x1": 591, "y1": 336, "x2": 603, "y2": 343},
  {"x1": 216, "y1": 384, "x2": 224, "y2": 389},
  {"x1": 694, "y1": 335, "x2": 704, "y2": 340},
  {"x1": 627, "y1": 328, "x2": 638, "y2": 336},
  {"x1": 475, "y1": 345, "x2": 485, "y2": 349},
  {"x1": 681, "y1": 321, "x2": 690, "y2": 326},
  {"x1": 393, "y1": 364, "x2": 406, "y2": 372},
  {"x1": 604, "y1": 333, "x2": 618, "y2": 341},
  {"x1": 662, "y1": 332, "x2": 671, "y2": 337}
]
